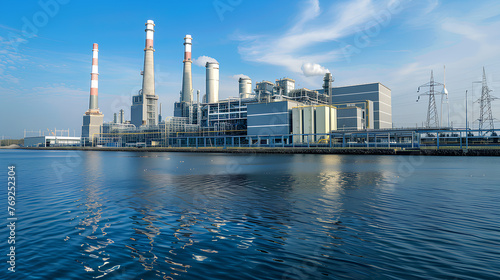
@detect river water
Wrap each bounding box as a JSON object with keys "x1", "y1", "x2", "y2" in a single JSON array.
[{"x1": 0, "y1": 150, "x2": 499, "y2": 279}]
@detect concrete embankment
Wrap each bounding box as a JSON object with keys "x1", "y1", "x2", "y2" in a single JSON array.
[{"x1": 18, "y1": 146, "x2": 500, "y2": 156}]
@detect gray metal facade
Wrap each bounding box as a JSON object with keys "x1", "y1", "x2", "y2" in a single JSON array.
[
  {"x1": 131, "y1": 94, "x2": 145, "y2": 127},
  {"x1": 331, "y1": 83, "x2": 392, "y2": 129},
  {"x1": 247, "y1": 101, "x2": 296, "y2": 136},
  {"x1": 336, "y1": 107, "x2": 363, "y2": 130}
]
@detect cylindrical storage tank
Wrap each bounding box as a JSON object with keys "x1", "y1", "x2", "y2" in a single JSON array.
[
  {"x1": 206, "y1": 62, "x2": 219, "y2": 103},
  {"x1": 239, "y1": 77, "x2": 252, "y2": 98}
]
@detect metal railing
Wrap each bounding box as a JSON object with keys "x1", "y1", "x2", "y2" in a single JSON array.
[{"x1": 76, "y1": 128, "x2": 500, "y2": 149}]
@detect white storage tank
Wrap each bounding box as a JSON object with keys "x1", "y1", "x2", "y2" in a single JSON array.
[{"x1": 239, "y1": 77, "x2": 252, "y2": 98}]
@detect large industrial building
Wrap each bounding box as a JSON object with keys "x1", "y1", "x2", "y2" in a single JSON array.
[
  {"x1": 74, "y1": 20, "x2": 393, "y2": 148},
  {"x1": 331, "y1": 83, "x2": 392, "y2": 129},
  {"x1": 24, "y1": 136, "x2": 82, "y2": 147}
]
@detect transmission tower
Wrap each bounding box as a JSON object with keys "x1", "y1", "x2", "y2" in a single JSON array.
[
  {"x1": 417, "y1": 70, "x2": 444, "y2": 128},
  {"x1": 478, "y1": 67, "x2": 498, "y2": 135}
]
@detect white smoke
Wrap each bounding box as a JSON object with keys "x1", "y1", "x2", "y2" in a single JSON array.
[
  {"x1": 193, "y1": 56, "x2": 218, "y2": 67},
  {"x1": 301, "y1": 62, "x2": 330, "y2": 77},
  {"x1": 231, "y1": 74, "x2": 251, "y2": 80}
]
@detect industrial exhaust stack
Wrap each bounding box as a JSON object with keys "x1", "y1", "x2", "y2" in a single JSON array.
[
  {"x1": 142, "y1": 20, "x2": 155, "y2": 96},
  {"x1": 323, "y1": 72, "x2": 334, "y2": 105},
  {"x1": 206, "y1": 62, "x2": 219, "y2": 103},
  {"x1": 89, "y1": 43, "x2": 100, "y2": 113},
  {"x1": 131, "y1": 20, "x2": 159, "y2": 127},
  {"x1": 119, "y1": 109, "x2": 124, "y2": 124},
  {"x1": 181, "y1": 35, "x2": 193, "y2": 103},
  {"x1": 82, "y1": 43, "x2": 104, "y2": 143}
]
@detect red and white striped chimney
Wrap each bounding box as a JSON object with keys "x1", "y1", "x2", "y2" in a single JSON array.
[
  {"x1": 184, "y1": 35, "x2": 192, "y2": 61},
  {"x1": 181, "y1": 35, "x2": 193, "y2": 103},
  {"x1": 88, "y1": 43, "x2": 99, "y2": 112}
]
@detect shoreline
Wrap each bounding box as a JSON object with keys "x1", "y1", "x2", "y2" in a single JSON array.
[{"x1": 17, "y1": 146, "x2": 500, "y2": 156}]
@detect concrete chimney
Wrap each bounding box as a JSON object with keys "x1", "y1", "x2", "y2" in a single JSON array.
[
  {"x1": 206, "y1": 62, "x2": 219, "y2": 103},
  {"x1": 142, "y1": 20, "x2": 155, "y2": 96},
  {"x1": 181, "y1": 35, "x2": 193, "y2": 103},
  {"x1": 131, "y1": 19, "x2": 158, "y2": 127}
]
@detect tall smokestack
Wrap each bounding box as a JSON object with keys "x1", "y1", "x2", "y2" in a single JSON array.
[
  {"x1": 323, "y1": 72, "x2": 333, "y2": 105},
  {"x1": 181, "y1": 35, "x2": 193, "y2": 103},
  {"x1": 119, "y1": 109, "x2": 124, "y2": 124},
  {"x1": 82, "y1": 43, "x2": 103, "y2": 144},
  {"x1": 89, "y1": 43, "x2": 99, "y2": 112},
  {"x1": 142, "y1": 20, "x2": 155, "y2": 96},
  {"x1": 206, "y1": 62, "x2": 219, "y2": 103}
]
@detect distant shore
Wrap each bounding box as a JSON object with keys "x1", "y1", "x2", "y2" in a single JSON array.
[
  {"x1": 17, "y1": 146, "x2": 500, "y2": 156},
  {"x1": 0, "y1": 144, "x2": 20, "y2": 149}
]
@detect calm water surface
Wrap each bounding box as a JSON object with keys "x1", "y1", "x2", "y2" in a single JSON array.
[{"x1": 0, "y1": 150, "x2": 499, "y2": 279}]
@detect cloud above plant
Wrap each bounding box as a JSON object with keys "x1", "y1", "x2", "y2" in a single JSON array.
[{"x1": 193, "y1": 56, "x2": 218, "y2": 67}]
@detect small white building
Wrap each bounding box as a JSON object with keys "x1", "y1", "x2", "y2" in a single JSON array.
[{"x1": 24, "y1": 136, "x2": 81, "y2": 147}]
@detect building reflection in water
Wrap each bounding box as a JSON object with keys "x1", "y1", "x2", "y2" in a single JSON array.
[
  {"x1": 122, "y1": 153, "x2": 170, "y2": 278},
  {"x1": 70, "y1": 152, "x2": 400, "y2": 278},
  {"x1": 74, "y1": 152, "x2": 119, "y2": 278}
]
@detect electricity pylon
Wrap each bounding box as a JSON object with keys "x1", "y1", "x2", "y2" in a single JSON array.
[
  {"x1": 478, "y1": 67, "x2": 498, "y2": 135},
  {"x1": 417, "y1": 70, "x2": 444, "y2": 128}
]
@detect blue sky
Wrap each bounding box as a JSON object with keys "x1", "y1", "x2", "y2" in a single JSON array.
[{"x1": 1, "y1": 0, "x2": 500, "y2": 138}]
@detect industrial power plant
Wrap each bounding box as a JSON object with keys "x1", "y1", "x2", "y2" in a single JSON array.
[{"x1": 24, "y1": 20, "x2": 499, "y2": 149}]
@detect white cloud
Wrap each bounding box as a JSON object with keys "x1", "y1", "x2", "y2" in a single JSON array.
[
  {"x1": 193, "y1": 56, "x2": 218, "y2": 67},
  {"x1": 301, "y1": 63, "x2": 329, "y2": 77},
  {"x1": 236, "y1": 0, "x2": 397, "y2": 78},
  {"x1": 441, "y1": 19, "x2": 485, "y2": 41},
  {"x1": 0, "y1": 31, "x2": 30, "y2": 85},
  {"x1": 231, "y1": 74, "x2": 251, "y2": 80},
  {"x1": 291, "y1": 0, "x2": 321, "y2": 32},
  {"x1": 424, "y1": 0, "x2": 439, "y2": 14}
]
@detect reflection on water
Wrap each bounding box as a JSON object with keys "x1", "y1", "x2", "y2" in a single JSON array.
[
  {"x1": 1, "y1": 150, "x2": 499, "y2": 280},
  {"x1": 74, "y1": 152, "x2": 119, "y2": 278}
]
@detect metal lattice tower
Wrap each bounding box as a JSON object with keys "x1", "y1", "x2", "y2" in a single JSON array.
[
  {"x1": 478, "y1": 67, "x2": 496, "y2": 134},
  {"x1": 417, "y1": 70, "x2": 444, "y2": 128}
]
